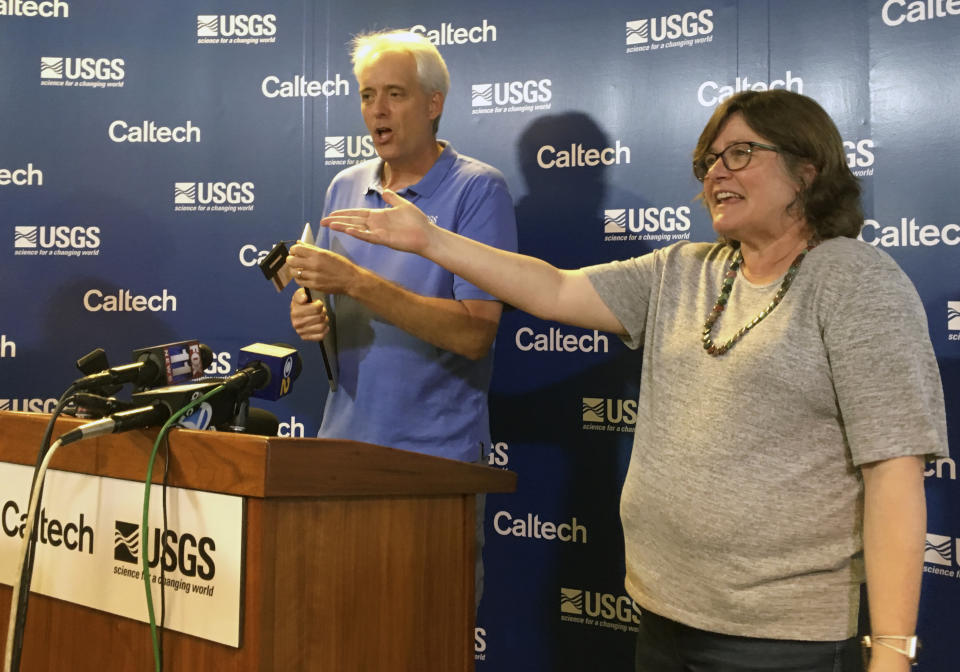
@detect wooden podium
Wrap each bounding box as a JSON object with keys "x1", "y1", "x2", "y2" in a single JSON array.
[{"x1": 0, "y1": 410, "x2": 516, "y2": 671}]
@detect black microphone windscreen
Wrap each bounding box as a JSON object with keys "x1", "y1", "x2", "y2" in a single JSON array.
[
  {"x1": 243, "y1": 407, "x2": 279, "y2": 436},
  {"x1": 76, "y1": 348, "x2": 109, "y2": 375}
]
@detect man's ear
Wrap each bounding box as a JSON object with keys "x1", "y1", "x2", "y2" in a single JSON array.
[{"x1": 428, "y1": 90, "x2": 445, "y2": 121}]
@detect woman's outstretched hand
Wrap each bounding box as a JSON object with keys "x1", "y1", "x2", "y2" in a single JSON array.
[{"x1": 320, "y1": 189, "x2": 435, "y2": 255}]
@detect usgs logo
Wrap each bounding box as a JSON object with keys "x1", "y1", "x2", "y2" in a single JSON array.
[
  {"x1": 560, "y1": 587, "x2": 640, "y2": 627},
  {"x1": 583, "y1": 397, "x2": 637, "y2": 426},
  {"x1": 474, "y1": 627, "x2": 487, "y2": 660},
  {"x1": 487, "y1": 441, "x2": 509, "y2": 467},
  {"x1": 0, "y1": 398, "x2": 58, "y2": 413},
  {"x1": 14, "y1": 226, "x2": 100, "y2": 251},
  {"x1": 698, "y1": 71, "x2": 803, "y2": 107},
  {"x1": 471, "y1": 79, "x2": 551, "y2": 107},
  {"x1": 40, "y1": 56, "x2": 124, "y2": 81},
  {"x1": 411, "y1": 19, "x2": 497, "y2": 45},
  {"x1": 882, "y1": 0, "x2": 959, "y2": 26},
  {"x1": 0, "y1": 163, "x2": 43, "y2": 187},
  {"x1": 324, "y1": 135, "x2": 376, "y2": 161},
  {"x1": 204, "y1": 351, "x2": 233, "y2": 375},
  {"x1": 604, "y1": 207, "x2": 691, "y2": 234},
  {"x1": 197, "y1": 14, "x2": 277, "y2": 37},
  {"x1": 0, "y1": 0, "x2": 69, "y2": 18},
  {"x1": 859, "y1": 217, "x2": 960, "y2": 247},
  {"x1": 174, "y1": 182, "x2": 254, "y2": 205},
  {"x1": 83, "y1": 288, "x2": 177, "y2": 312},
  {"x1": 844, "y1": 138, "x2": 875, "y2": 177},
  {"x1": 626, "y1": 9, "x2": 714, "y2": 44},
  {"x1": 924, "y1": 532, "x2": 956, "y2": 570},
  {"x1": 0, "y1": 335, "x2": 15, "y2": 359},
  {"x1": 114, "y1": 520, "x2": 216, "y2": 580}
]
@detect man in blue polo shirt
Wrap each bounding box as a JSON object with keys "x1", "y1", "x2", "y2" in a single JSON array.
[{"x1": 288, "y1": 29, "x2": 517, "y2": 462}]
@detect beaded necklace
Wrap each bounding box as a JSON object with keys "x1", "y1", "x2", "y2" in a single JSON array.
[{"x1": 701, "y1": 241, "x2": 817, "y2": 356}]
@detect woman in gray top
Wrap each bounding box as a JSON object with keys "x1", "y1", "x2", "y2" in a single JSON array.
[{"x1": 318, "y1": 90, "x2": 948, "y2": 672}]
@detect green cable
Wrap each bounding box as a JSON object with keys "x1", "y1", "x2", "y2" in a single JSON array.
[{"x1": 141, "y1": 385, "x2": 226, "y2": 672}]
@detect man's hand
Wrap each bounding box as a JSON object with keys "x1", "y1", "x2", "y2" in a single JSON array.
[
  {"x1": 289, "y1": 288, "x2": 330, "y2": 342},
  {"x1": 320, "y1": 189, "x2": 435, "y2": 255},
  {"x1": 287, "y1": 243, "x2": 361, "y2": 296}
]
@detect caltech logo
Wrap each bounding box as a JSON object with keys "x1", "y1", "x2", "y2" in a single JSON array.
[
  {"x1": 537, "y1": 140, "x2": 630, "y2": 169},
  {"x1": 603, "y1": 206, "x2": 692, "y2": 243},
  {"x1": 516, "y1": 326, "x2": 608, "y2": 353},
  {"x1": 114, "y1": 520, "x2": 216, "y2": 580},
  {"x1": 109, "y1": 120, "x2": 200, "y2": 144},
  {"x1": 470, "y1": 79, "x2": 552, "y2": 115},
  {"x1": 493, "y1": 510, "x2": 587, "y2": 543},
  {"x1": 261, "y1": 73, "x2": 349, "y2": 98},
  {"x1": 197, "y1": 14, "x2": 277, "y2": 44},
  {"x1": 174, "y1": 181, "x2": 255, "y2": 213},
  {"x1": 582, "y1": 397, "x2": 636, "y2": 433},
  {"x1": 859, "y1": 218, "x2": 960, "y2": 247},
  {"x1": 882, "y1": 0, "x2": 960, "y2": 26},
  {"x1": 2, "y1": 500, "x2": 94, "y2": 553},
  {"x1": 844, "y1": 139, "x2": 875, "y2": 177},
  {"x1": 324, "y1": 135, "x2": 376, "y2": 166},
  {"x1": 560, "y1": 586, "x2": 640, "y2": 632},
  {"x1": 0, "y1": 163, "x2": 43, "y2": 187},
  {"x1": 0, "y1": 334, "x2": 15, "y2": 359},
  {"x1": 925, "y1": 457, "x2": 956, "y2": 480},
  {"x1": 698, "y1": 71, "x2": 802, "y2": 107},
  {"x1": 40, "y1": 56, "x2": 125, "y2": 88},
  {"x1": 626, "y1": 9, "x2": 715, "y2": 53},
  {"x1": 238, "y1": 244, "x2": 270, "y2": 268},
  {"x1": 14, "y1": 225, "x2": 100, "y2": 258},
  {"x1": 948, "y1": 302, "x2": 960, "y2": 341},
  {"x1": 410, "y1": 19, "x2": 497, "y2": 45},
  {"x1": 83, "y1": 288, "x2": 177, "y2": 313},
  {"x1": 0, "y1": 0, "x2": 70, "y2": 18}
]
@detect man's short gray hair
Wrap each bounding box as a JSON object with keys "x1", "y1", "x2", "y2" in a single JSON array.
[{"x1": 351, "y1": 30, "x2": 450, "y2": 134}]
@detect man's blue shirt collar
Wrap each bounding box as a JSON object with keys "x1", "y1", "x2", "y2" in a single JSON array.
[{"x1": 364, "y1": 140, "x2": 457, "y2": 199}]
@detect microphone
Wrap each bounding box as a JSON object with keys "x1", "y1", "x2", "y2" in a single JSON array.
[
  {"x1": 71, "y1": 340, "x2": 212, "y2": 391},
  {"x1": 60, "y1": 343, "x2": 298, "y2": 443},
  {"x1": 227, "y1": 343, "x2": 301, "y2": 401},
  {"x1": 59, "y1": 402, "x2": 173, "y2": 445},
  {"x1": 64, "y1": 392, "x2": 137, "y2": 418},
  {"x1": 63, "y1": 378, "x2": 239, "y2": 443},
  {"x1": 74, "y1": 347, "x2": 123, "y2": 396},
  {"x1": 131, "y1": 379, "x2": 239, "y2": 431},
  {"x1": 258, "y1": 223, "x2": 338, "y2": 392},
  {"x1": 131, "y1": 341, "x2": 300, "y2": 431}
]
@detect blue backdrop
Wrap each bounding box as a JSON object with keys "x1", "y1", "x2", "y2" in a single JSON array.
[{"x1": 1, "y1": 1, "x2": 957, "y2": 669}]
